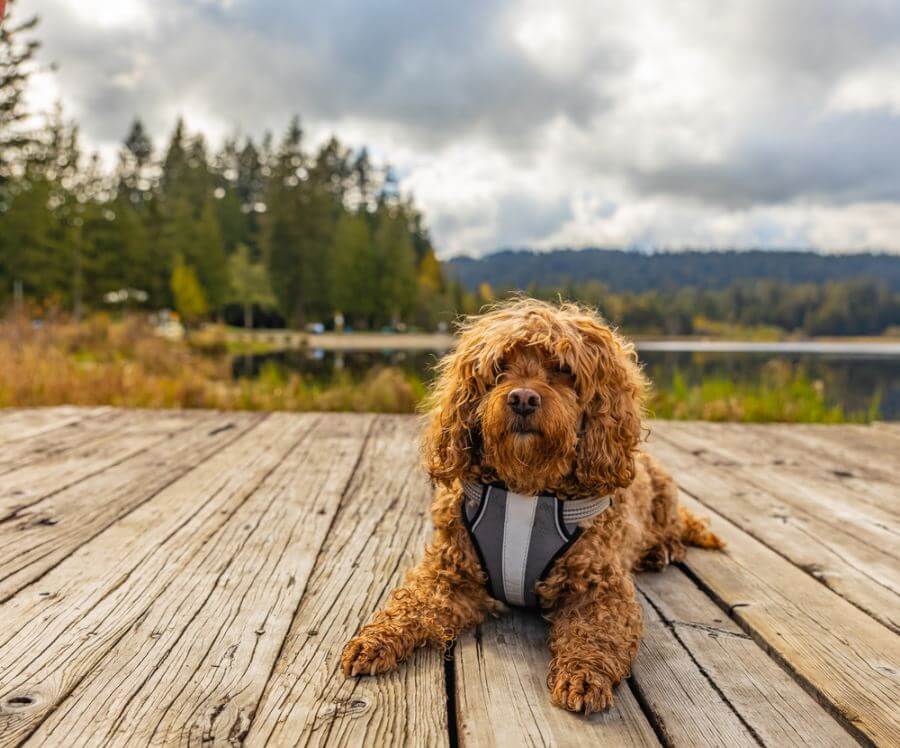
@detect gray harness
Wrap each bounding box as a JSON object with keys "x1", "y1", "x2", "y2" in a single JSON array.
[{"x1": 461, "y1": 481, "x2": 612, "y2": 608}]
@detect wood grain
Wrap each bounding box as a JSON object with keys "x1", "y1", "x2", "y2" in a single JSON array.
[
  {"x1": 0, "y1": 407, "x2": 130, "y2": 476},
  {"x1": 455, "y1": 613, "x2": 660, "y2": 747},
  {"x1": 647, "y1": 424, "x2": 900, "y2": 633},
  {"x1": 634, "y1": 568, "x2": 851, "y2": 747},
  {"x1": 0, "y1": 410, "x2": 206, "y2": 515},
  {"x1": 1, "y1": 409, "x2": 890, "y2": 748},
  {"x1": 0, "y1": 406, "x2": 109, "y2": 443},
  {"x1": 26, "y1": 413, "x2": 375, "y2": 747},
  {"x1": 653, "y1": 421, "x2": 900, "y2": 517},
  {"x1": 675, "y1": 491, "x2": 900, "y2": 746},
  {"x1": 0, "y1": 411, "x2": 262, "y2": 601},
  {"x1": 0, "y1": 413, "x2": 312, "y2": 745},
  {"x1": 245, "y1": 416, "x2": 448, "y2": 748}
]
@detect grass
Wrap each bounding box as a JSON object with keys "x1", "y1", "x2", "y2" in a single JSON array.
[
  {"x1": 0, "y1": 314, "x2": 421, "y2": 413},
  {"x1": 648, "y1": 365, "x2": 876, "y2": 423},
  {"x1": 0, "y1": 314, "x2": 875, "y2": 422}
]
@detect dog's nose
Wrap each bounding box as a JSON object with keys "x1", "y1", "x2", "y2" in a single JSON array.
[{"x1": 507, "y1": 388, "x2": 541, "y2": 416}]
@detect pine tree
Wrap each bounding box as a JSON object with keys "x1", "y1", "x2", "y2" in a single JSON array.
[
  {"x1": 372, "y1": 207, "x2": 417, "y2": 326},
  {"x1": 237, "y1": 137, "x2": 264, "y2": 252},
  {"x1": 331, "y1": 211, "x2": 377, "y2": 328},
  {"x1": 264, "y1": 121, "x2": 336, "y2": 326},
  {"x1": 119, "y1": 118, "x2": 153, "y2": 206},
  {"x1": 160, "y1": 118, "x2": 189, "y2": 195},
  {"x1": 350, "y1": 146, "x2": 372, "y2": 210},
  {"x1": 0, "y1": 0, "x2": 38, "y2": 187},
  {"x1": 211, "y1": 137, "x2": 246, "y2": 254},
  {"x1": 191, "y1": 197, "x2": 229, "y2": 308}
]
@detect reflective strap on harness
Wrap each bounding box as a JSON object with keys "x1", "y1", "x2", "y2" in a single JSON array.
[{"x1": 461, "y1": 481, "x2": 613, "y2": 607}]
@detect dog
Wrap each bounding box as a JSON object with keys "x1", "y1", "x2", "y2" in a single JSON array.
[{"x1": 341, "y1": 298, "x2": 723, "y2": 714}]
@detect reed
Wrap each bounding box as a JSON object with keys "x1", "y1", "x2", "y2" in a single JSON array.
[
  {"x1": 0, "y1": 314, "x2": 870, "y2": 422},
  {"x1": 0, "y1": 314, "x2": 419, "y2": 413}
]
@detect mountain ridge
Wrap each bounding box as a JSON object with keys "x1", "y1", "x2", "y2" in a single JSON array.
[{"x1": 445, "y1": 248, "x2": 900, "y2": 293}]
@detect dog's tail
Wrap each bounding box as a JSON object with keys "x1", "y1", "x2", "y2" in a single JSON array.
[{"x1": 679, "y1": 506, "x2": 725, "y2": 550}]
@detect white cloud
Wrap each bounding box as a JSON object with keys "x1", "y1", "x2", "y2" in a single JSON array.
[
  {"x1": 828, "y1": 49, "x2": 900, "y2": 115},
  {"x1": 63, "y1": 0, "x2": 153, "y2": 30},
  {"x1": 22, "y1": 0, "x2": 900, "y2": 255}
]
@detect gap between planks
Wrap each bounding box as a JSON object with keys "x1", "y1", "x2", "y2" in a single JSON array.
[{"x1": 647, "y1": 424, "x2": 899, "y2": 634}]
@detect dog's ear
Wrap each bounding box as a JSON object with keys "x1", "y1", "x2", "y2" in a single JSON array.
[
  {"x1": 572, "y1": 319, "x2": 646, "y2": 495},
  {"x1": 420, "y1": 339, "x2": 486, "y2": 487}
]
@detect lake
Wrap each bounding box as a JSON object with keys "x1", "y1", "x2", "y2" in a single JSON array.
[{"x1": 232, "y1": 342, "x2": 900, "y2": 421}]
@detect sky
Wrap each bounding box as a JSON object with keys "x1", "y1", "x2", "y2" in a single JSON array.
[{"x1": 20, "y1": 0, "x2": 900, "y2": 257}]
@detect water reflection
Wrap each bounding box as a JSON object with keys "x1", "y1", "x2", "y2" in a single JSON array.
[{"x1": 232, "y1": 347, "x2": 900, "y2": 420}]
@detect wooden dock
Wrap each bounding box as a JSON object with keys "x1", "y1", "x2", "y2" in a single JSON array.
[{"x1": 0, "y1": 408, "x2": 897, "y2": 747}]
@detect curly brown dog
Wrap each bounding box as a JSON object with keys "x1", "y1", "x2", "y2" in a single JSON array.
[{"x1": 341, "y1": 298, "x2": 723, "y2": 714}]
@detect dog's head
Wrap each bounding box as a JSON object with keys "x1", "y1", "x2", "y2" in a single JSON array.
[{"x1": 422, "y1": 298, "x2": 646, "y2": 497}]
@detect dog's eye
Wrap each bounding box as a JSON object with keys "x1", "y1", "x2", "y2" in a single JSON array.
[{"x1": 552, "y1": 363, "x2": 575, "y2": 383}]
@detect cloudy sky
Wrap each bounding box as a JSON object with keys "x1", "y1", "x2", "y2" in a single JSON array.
[{"x1": 22, "y1": 0, "x2": 900, "y2": 256}]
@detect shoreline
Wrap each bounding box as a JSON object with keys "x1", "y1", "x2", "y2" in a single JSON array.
[{"x1": 225, "y1": 329, "x2": 900, "y2": 356}]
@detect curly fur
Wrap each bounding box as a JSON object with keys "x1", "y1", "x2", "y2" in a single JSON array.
[{"x1": 342, "y1": 298, "x2": 724, "y2": 714}]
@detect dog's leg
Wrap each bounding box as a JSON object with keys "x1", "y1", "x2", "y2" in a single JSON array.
[
  {"x1": 545, "y1": 563, "x2": 642, "y2": 714},
  {"x1": 341, "y1": 530, "x2": 494, "y2": 677}
]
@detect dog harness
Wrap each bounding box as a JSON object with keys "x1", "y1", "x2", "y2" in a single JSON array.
[{"x1": 461, "y1": 481, "x2": 612, "y2": 608}]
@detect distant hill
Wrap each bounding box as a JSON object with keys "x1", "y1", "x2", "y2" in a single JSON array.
[{"x1": 446, "y1": 249, "x2": 900, "y2": 292}]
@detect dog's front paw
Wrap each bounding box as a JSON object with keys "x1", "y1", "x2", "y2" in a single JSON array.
[
  {"x1": 341, "y1": 631, "x2": 403, "y2": 677},
  {"x1": 548, "y1": 666, "x2": 614, "y2": 715}
]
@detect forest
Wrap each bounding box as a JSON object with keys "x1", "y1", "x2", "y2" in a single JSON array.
[
  {"x1": 450, "y1": 250, "x2": 900, "y2": 336},
  {"x1": 0, "y1": 7, "x2": 459, "y2": 331}
]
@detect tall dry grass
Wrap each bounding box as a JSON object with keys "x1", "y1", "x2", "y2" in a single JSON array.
[
  {"x1": 0, "y1": 313, "x2": 419, "y2": 413},
  {"x1": 0, "y1": 313, "x2": 867, "y2": 421}
]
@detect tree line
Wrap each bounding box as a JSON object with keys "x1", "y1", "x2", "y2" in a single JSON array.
[
  {"x1": 449, "y1": 248, "x2": 900, "y2": 294},
  {"x1": 522, "y1": 278, "x2": 900, "y2": 336},
  {"x1": 0, "y1": 7, "x2": 459, "y2": 330}
]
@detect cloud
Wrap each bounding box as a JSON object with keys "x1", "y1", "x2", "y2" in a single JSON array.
[
  {"x1": 23, "y1": 0, "x2": 900, "y2": 255},
  {"x1": 627, "y1": 111, "x2": 900, "y2": 207}
]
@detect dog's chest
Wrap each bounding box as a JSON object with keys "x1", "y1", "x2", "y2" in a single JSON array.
[{"x1": 461, "y1": 482, "x2": 611, "y2": 608}]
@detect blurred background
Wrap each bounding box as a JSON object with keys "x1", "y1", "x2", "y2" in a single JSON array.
[{"x1": 1, "y1": 0, "x2": 898, "y2": 421}]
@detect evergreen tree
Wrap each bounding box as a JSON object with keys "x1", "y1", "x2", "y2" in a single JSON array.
[
  {"x1": 372, "y1": 207, "x2": 417, "y2": 326},
  {"x1": 237, "y1": 137, "x2": 264, "y2": 252},
  {"x1": 312, "y1": 135, "x2": 351, "y2": 202},
  {"x1": 331, "y1": 211, "x2": 376, "y2": 327},
  {"x1": 0, "y1": 0, "x2": 38, "y2": 186},
  {"x1": 264, "y1": 121, "x2": 335, "y2": 325},
  {"x1": 350, "y1": 146, "x2": 372, "y2": 209},
  {"x1": 211, "y1": 137, "x2": 246, "y2": 254},
  {"x1": 160, "y1": 117, "x2": 189, "y2": 196},
  {"x1": 119, "y1": 118, "x2": 153, "y2": 206},
  {"x1": 190, "y1": 197, "x2": 229, "y2": 308}
]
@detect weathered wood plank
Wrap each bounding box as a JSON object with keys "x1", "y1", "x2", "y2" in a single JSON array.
[
  {"x1": 647, "y1": 426, "x2": 900, "y2": 632},
  {"x1": 0, "y1": 408, "x2": 125, "y2": 476},
  {"x1": 675, "y1": 491, "x2": 900, "y2": 746},
  {"x1": 768, "y1": 423, "x2": 900, "y2": 488},
  {"x1": 245, "y1": 416, "x2": 448, "y2": 748},
  {"x1": 634, "y1": 568, "x2": 852, "y2": 747},
  {"x1": 653, "y1": 421, "x2": 900, "y2": 517},
  {"x1": 25, "y1": 413, "x2": 376, "y2": 747},
  {"x1": 0, "y1": 413, "x2": 316, "y2": 746},
  {"x1": 0, "y1": 411, "x2": 262, "y2": 601},
  {"x1": 455, "y1": 613, "x2": 660, "y2": 747},
  {"x1": 632, "y1": 596, "x2": 760, "y2": 746},
  {"x1": 0, "y1": 410, "x2": 208, "y2": 515},
  {"x1": 0, "y1": 406, "x2": 110, "y2": 443}
]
